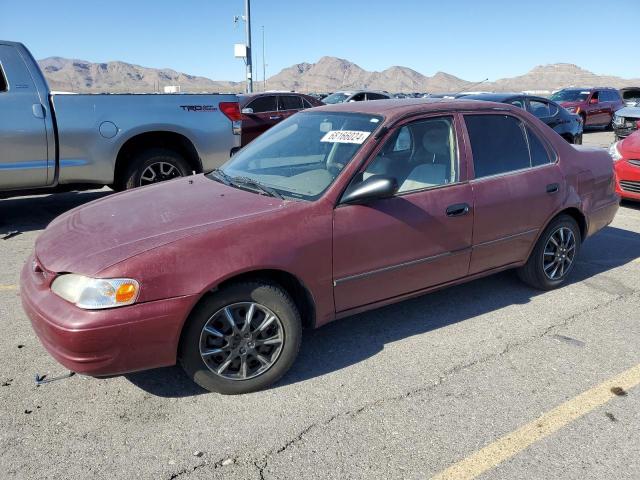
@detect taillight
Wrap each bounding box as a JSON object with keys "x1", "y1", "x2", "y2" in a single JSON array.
[{"x1": 219, "y1": 102, "x2": 242, "y2": 135}]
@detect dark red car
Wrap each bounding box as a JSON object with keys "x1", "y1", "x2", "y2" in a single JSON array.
[
  {"x1": 550, "y1": 87, "x2": 624, "y2": 129},
  {"x1": 21, "y1": 99, "x2": 619, "y2": 394},
  {"x1": 239, "y1": 92, "x2": 323, "y2": 146},
  {"x1": 611, "y1": 130, "x2": 640, "y2": 201}
]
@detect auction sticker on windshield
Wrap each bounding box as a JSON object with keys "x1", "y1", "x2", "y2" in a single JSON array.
[{"x1": 321, "y1": 130, "x2": 371, "y2": 144}]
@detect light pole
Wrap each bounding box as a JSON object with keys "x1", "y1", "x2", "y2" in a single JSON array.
[
  {"x1": 262, "y1": 25, "x2": 267, "y2": 92},
  {"x1": 244, "y1": 0, "x2": 253, "y2": 93}
]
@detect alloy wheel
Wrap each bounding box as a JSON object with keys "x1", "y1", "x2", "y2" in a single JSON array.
[
  {"x1": 542, "y1": 227, "x2": 576, "y2": 280},
  {"x1": 140, "y1": 161, "x2": 182, "y2": 186},
  {"x1": 199, "y1": 302, "x2": 285, "y2": 381}
]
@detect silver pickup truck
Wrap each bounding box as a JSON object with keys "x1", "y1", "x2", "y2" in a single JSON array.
[{"x1": 0, "y1": 41, "x2": 241, "y2": 197}]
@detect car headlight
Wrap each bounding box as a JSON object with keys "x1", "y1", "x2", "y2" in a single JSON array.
[
  {"x1": 608, "y1": 141, "x2": 623, "y2": 162},
  {"x1": 566, "y1": 106, "x2": 578, "y2": 113},
  {"x1": 51, "y1": 274, "x2": 140, "y2": 310}
]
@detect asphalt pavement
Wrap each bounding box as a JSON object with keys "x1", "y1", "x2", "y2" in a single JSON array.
[{"x1": 1, "y1": 130, "x2": 639, "y2": 480}]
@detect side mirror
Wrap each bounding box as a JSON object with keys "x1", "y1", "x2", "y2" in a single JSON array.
[
  {"x1": 589, "y1": 98, "x2": 598, "y2": 105},
  {"x1": 241, "y1": 107, "x2": 254, "y2": 114},
  {"x1": 340, "y1": 175, "x2": 399, "y2": 205}
]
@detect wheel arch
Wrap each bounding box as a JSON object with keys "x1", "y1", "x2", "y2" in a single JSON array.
[
  {"x1": 177, "y1": 268, "x2": 317, "y2": 357},
  {"x1": 113, "y1": 131, "x2": 202, "y2": 188}
]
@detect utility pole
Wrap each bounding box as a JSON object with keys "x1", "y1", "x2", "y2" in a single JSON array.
[
  {"x1": 244, "y1": 0, "x2": 253, "y2": 93},
  {"x1": 262, "y1": 25, "x2": 266, "y2": 92}
]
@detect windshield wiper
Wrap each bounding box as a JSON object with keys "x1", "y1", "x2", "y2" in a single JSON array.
[
  {"x1": 231, "y1": 176, "x2": 284, "y2": 200},
  {"x1": 210, "y1": 168, "x2": 233, "y2": 186}
]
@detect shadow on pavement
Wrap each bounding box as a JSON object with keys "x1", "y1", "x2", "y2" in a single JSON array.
[
  {"x1": 0, "y1": 190, "x2": 111, "y2": 235},
  {"x1": 128, "y1": 224, "x2": 640, "y2": 398}
]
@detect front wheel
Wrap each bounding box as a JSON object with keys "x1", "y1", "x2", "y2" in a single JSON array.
[
  {"x1": 179, "y1": 282, "x2": 302, "y2": 394},
  {"x1": 517, "y1": 215, "x2": 581, "y2": 290},
  {"x1": 573, "y1": 133, "x2": 583, "y2": 145}
]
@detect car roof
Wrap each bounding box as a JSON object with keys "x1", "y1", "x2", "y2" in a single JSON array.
[{"x1": 310, "y1": 98, "x2": 519, "y2": 121}]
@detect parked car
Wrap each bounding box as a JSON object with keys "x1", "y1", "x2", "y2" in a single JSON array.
[
  {"x1": 322, "y1": 90, "x2": 391, "y2": 104},
  {"x1": 610, "y1": 131, "x2": 640, "y2": 201},
  {"x1": 464, "y1": 93, "x2": 583, "y2": 144},
  {"x1": 239, "y1": 92, "x2": 323, "y2": 146},
  {"x1": 620, "y1": 87, "x2": 640, "y2": 107},
  {"x1": 613, "y1": 106, "x2": 640, "y2": 140},
  {"x1": 0, "y1": 41, "x2": 241, "y2": 198},
  {"x1": 22, "y1": 99, "x2": 619, "y2": 394},
  {"x1": 550, "y1": 87, "x2": 624, "y2": 129}
]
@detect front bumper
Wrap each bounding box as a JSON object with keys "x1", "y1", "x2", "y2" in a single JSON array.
[
  {"x1": 613, "y1": 124, "x2": 638, "y2": 139},
  {"x1": 615, "y1": 160, "x2": 640, "y2": 201},
  {"x1": 21, "y1": 255, "x2": 199, "y2": 376}
]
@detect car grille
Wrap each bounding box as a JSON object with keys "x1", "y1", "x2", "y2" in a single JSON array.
[{"x1": 620, "y1": 180, "x2": 640, "y2": 193}]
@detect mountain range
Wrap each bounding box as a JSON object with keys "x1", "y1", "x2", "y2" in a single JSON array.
[{"x1": 38, "y1": 56, "x2": 640, "y2": 94}]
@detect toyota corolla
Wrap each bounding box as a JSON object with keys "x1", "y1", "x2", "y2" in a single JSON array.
[{"x1": 21, "y1": 99, "x2": 619, "y2": 394}]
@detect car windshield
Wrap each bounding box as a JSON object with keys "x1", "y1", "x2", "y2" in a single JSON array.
[
  {"x1": 322, "y1": 92, "x2": 350, "y2": 104},
  {"x1": 212, "y1": 111, "x2": 383, "y2": 200},
  {"x1": 550, "y1": 90, "x2": 590, "y2": 102}
]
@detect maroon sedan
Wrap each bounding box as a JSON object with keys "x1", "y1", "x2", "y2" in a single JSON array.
[
  {"x1": 239, "y1": 92, "x2": 323, "y2": 146},
  {"x1": 21, "y1": 99, "x2": 619, "y2": 394}
]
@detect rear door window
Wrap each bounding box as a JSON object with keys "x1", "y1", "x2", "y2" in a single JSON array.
[
  {"x1": 465, "y1": 114, "x2": 531, "y2": 178},
  {"x1": 351, "y1": 93, "x2": 366, "y2": 102},
  {"x1": 247, "y1": 95, "x2": 278, "y2": 113},
  {"x1": 279, "y1": 95, "x2": 304, "y2": 111},
  {"x1": 528, "y1": 100, "x2": 552, "y2": 118},
  {"x1": 526, "y1": 128, "x2": 552, "y2": 167},
  {"x1": 366, "y1": 92, "x2": 388, "y2": 100}
]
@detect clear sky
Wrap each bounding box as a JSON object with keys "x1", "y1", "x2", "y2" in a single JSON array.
[{"x1": 1, "y1": 0, "x2": 637, "y2": 82}]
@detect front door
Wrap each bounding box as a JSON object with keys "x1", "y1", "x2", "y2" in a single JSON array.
[
  {"x1": 240, "y1": 95, "x2": 279, "y2": 146},
  {"x1": 332, "y1": 115, "x2": 474, "y2": 312},
  {"x1": 462, "y1": 113, "x2": 564, "y2": 274},
  {"x1": 0, "y1": 45, "x2": 49, "y2": 189}
]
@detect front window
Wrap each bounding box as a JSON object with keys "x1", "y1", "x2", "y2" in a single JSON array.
[
  {"x1": 212, "y1": 111, "x2": 383, "y2": 200},
  {"x1": 550, "y1": 90, "x2": 590, "y2": 102},
  {"x1": 322, "y1": 92, "x2": 350, "y2": 104}
]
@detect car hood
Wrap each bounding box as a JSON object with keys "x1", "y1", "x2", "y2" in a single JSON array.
[
  {"x1": 621, "y1": 131, "x2": 640, "y2": 157},
  {"x1": 616, "y1": 106, "x2": 640, "y2": 119},
  {"x1": 36, "y1": 175, "x2": 289, "y2": 275}
]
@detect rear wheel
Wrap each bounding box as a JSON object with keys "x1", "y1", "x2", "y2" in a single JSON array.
[
  {"x1": 517, "y1": 215, "x2": 581, "y2": 290},
  {"x1": 179, "y1": 282, "x2": 302, "y2": 394},
  {"x1": 123, "y1": 148, "x2": 190, "y2": 190},
  {"x1": 573, "y1": 133, "x2": 583, "y2": 145}
]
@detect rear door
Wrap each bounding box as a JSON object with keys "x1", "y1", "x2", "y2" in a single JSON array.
[
  {"x1": 0, "y1": 45, "x2": 50, "y2": 189},
  {"x1": 240, "y1": 95, "x2": 279, "y2": 146},
  {"x1": 332, "y1": 114, "x2": 473, "y2": 312},
  {"x1": 463, "y1": 112, "x2": 564, "y2": 274}
]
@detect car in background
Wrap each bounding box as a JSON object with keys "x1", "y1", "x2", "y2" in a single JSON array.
[
  {"x1": 239, "y1": 92, "x2": 323, "y2": 146},
  {"x1": 322, "y1": 90, "x2": 391, "y2": 104},
  {"x1": 22, "y1": 99, "x2": 619, "y2": 394},
  {"x1": 620, "y1": 87, "x2": 640, "y2": 107},
  {"x1": 464, "y1": 93, "x2": 583, "y2": 144},
  {"x1": 550, "y1": 87, "x2": 624, "y2": 129},
  {"x1": 612, "y1": 107, "x2": 640, "y2": 140},
  {"x1": 610, "y1": 131, "x2": 640, "y2": 201}
]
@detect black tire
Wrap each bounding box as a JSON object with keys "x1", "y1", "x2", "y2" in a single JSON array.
[
  {"x1": 123, "y1": 148, "x2": 191, "y2": 190},
  {"x1": 517, "y1": 215, "x2": 581, "y2": 291},
  {"x1": 573, "y1": 133, "x2": 583, "y2": 145},
  {"x1": 179, "y1": 282, "x2": 302, "y2": 395}
]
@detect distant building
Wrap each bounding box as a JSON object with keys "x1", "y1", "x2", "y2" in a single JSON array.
[{"x1": 164, "y1": 85, "x2": 181, "y2": 93}]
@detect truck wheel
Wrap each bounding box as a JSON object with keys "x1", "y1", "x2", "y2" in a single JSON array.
[
  {"x1": 123, "y1": 148, "x2": 191, "y2": 189},
  {"x1": 517, "y1": 215, "x2": 581, "y2": 291},
  {"x1": 179, "y1": 281, "x2": 302, "y2": 395}
]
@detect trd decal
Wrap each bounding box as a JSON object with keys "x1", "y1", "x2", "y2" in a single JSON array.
[{"x1": 179, "y1": 105, "x2": 218, "y2": 112}]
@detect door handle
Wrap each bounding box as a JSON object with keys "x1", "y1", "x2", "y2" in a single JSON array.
[
  {"x1": 446, "y1": 203, "x2": 470, "y2": 217},
  {"x1": 546, "y1": 183, "x2": 559, "y2": 194},
  {"x1": 269, "y1": 116, "x2": 282, "y2": 120}
]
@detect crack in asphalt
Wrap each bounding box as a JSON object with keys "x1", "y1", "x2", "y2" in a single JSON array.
[
  {"x1": 249, "y1": 289, "x2": 640, "y2": 479},
  {"x1": 174, "y1": 288, "x2": 640, "y2": 479},
  {"x1": 166, "y1": 457, "x2": 231, "y2": 480}
]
